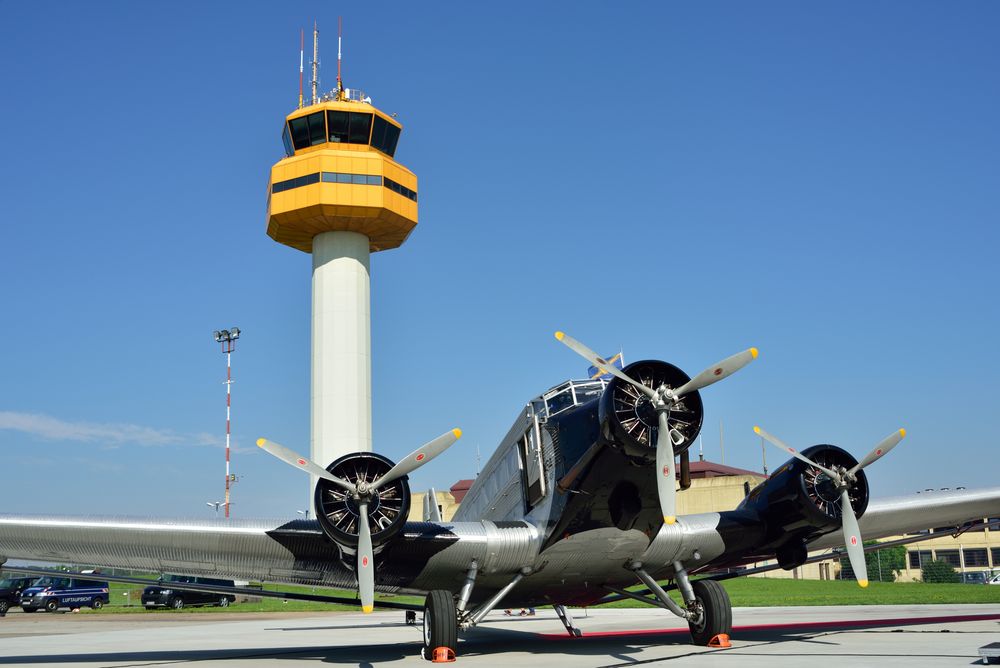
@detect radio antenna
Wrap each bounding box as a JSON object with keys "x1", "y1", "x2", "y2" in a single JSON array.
[
  {"x1": 337, "y1": 16, "x2": 343, "y2": 97},
  {"x1": 298, "y1": 29, "x2": 304, "y2": 109},
  {"x1": 310, "y1": 22, "x2": 319, "y2": 105}
]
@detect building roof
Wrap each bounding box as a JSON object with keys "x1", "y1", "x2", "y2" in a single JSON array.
[
  {"x1": 450, "y1": 479, "x2": 475, "y2": 503},
  {"x1": 688, "y1": 459, "x2": 766, "y2": 479}
]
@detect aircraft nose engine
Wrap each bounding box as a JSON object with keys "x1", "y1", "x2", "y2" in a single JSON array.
[
  {"x1": 598, "y1": 360, "x2": 705, "y2": 461},
  {"x1": 314, "y1": 452, "x2": 411, "y2": 548}
]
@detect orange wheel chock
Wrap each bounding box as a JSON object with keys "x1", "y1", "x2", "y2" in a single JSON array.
[
  {"x1": 432, "y1": 647, "x2": 456, "y2": 663},
  {"x1": 708, "y1": 633, "x2": 732, "y2": 648}
]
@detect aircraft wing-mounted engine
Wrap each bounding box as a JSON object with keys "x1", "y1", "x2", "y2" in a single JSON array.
[
  {"x1": 598, "y1": 360, "x2": 705, "y2": 461},
  {"x1": 555, "y1": 332, "x2": 757, "y2": 526},
  {"x1": 256, "y1": 429, "x2": 461, "y2": 613},
  {"x1": 751, "y1": 426, "x2": 906, "y2": 586},
  {"x1": 314, "y1": 452, "x2": 411, "y2": 549}
]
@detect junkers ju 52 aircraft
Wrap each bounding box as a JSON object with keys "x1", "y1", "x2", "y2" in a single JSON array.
[{"x1": 2, "y1": 333, "x2": 999, "y2": 660}]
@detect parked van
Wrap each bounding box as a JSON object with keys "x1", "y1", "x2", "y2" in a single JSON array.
[
  {"x1": 141, "y1": 574, "x2": 236, "y2": 609},
  {"x1": 0, "y1": 576, "x2": 38, "y2": 616},
  {"x1": 20, "y1": 576, "x2": 110, "y2": 612}
]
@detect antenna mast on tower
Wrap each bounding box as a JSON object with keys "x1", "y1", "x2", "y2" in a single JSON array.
[
  {"x1": 337, "y1": 16, "x2": 344, "y2": 97},
  {"x1": 310, "y1": 22, "x2": 319, "y2": 105},
  {"x1": 298, "y1": 29, "x2": 304, "y2": 109}
]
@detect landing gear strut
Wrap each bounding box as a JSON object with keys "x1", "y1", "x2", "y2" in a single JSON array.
[
  {"x1": 628, "y1": 559, "x2": 733, "y2": 646},
  {"x1": 422, "y1": 590, "x2": 457, "y2": 661}
]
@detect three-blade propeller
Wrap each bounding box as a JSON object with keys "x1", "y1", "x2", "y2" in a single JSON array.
[
  {"x1": 257, "y1": 428, "x2": 462, "y2": 613},
  {"x1": 555, "y1": 332, "x2": 757, "y2": 526},
  {"x1": 754, "y1": 425, "x2": 906, "y2": 587}
]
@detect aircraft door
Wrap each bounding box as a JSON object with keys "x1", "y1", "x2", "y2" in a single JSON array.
[{"x1": 519, "y1": 415, "x2": 547, "y2": 509}]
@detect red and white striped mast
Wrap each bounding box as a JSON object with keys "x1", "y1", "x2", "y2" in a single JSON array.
[{"x1": 212, "y1": 327, "x2": 241, "y2": 518}]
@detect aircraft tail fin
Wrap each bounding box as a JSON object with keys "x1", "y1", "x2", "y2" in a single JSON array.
[{"x1": 423, "y1": 488, "x2": 443, "y2": 522}]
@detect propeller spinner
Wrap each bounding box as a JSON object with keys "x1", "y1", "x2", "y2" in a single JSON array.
[
  {"x1": 555, "y1": 332, "x2": 757, "y2": 525},
  {"x1": 753, "y1": 425, "x2": 906, "y2": 587},
  {"x1": 257, "y1": 428, "x2": 461, "y2": 613}
]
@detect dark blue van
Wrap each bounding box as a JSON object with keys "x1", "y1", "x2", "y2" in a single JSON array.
[{"x1": 20, "y1": 576, "x2": 110, "y2": 612}]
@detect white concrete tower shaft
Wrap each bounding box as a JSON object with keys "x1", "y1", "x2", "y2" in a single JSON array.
[{"x1": 311, "y1": 230, "x2": 372, "y2": 490}]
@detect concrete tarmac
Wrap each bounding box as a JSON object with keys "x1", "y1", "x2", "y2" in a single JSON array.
[{"x1": 0, "y1": 604, "x2": 998, "y2": 667}]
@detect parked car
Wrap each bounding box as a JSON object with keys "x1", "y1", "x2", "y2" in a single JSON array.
[
  {"x1": 960, "y1": 571, "x2": 991, "y2": 585},
  {"x1": 989, "y1": 573, "x2": 1000, "y2": 585},
  {"x1": 20, "y1": 576, "x2": 110, "y2": 612},
  {"x1": 0, "y1": 576, "x2": 38, "y2": 616},
  {"x1": 141, "y1": 574, "x2": 236, "y2": 609}
]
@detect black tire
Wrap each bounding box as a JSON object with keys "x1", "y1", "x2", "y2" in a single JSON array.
[
  {"x1": 170, "y1": 597, "x2": 184, "y2": 610},
  {"x1": 92, "y1": 598, "x2": 104, "y2": 610},
  {"x1": 0, "y1": 599, "x2": 9, "y2": 616},
  {"x1": 44, "y1": 599, "x2": 59, "y2": 613},
  {"x1": 217, "y1": 597, "x2": 230, "y2": 608},
  {"x1": 687, "y1": 580, "x2": 732, "y2": 646},
  {"x1": 422, "y1": 590, "x2": 457, "y2": 660}
]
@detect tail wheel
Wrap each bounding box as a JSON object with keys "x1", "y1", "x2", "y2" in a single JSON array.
[
  {"x1": 422, "y1": 590, "x2": 457, "y2": 660},
  {"x1": 687, "y1": 580, "x2": 732, "y2": 645}
]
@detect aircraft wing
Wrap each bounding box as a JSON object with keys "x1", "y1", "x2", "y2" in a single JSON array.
[
  {"x1": 807, "y1": 486, "x2": 1000, "y2": 551},
  {"x1": 0, "y1": 515, "x2": 541, "y2": 595}
]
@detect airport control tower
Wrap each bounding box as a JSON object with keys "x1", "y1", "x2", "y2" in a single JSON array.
[{"x1": 266, "y1": 26, "x2": 417, "y2": 485}]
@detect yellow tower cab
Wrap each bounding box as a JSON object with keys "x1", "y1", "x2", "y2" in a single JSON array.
[
  {"x1": 266, "y1": 89, "x2": 417, "y2": 253},
  {"x1": 265, "y1": 24, "x2": 418, "y2": 493}
]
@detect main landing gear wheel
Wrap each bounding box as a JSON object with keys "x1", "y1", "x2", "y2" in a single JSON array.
[
  {"x1": 687, "y1": 580, "x2": 732, "y2": 646},
  {"x1": 422, "y1": 590, "x2": 457, "y2": 661}
]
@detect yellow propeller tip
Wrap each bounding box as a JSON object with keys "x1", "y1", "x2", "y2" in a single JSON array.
[
  {"x1": 554, "y1": 331, "x2": 565, "y2": 340},
  {"x1": 899, "y1": 428, "x2": 906, "y2": 438},
  {"x1": 452, "y1": 428, "x2": 463, "y2": 439},
  {"x1": 750, "y1": 347, "x2": 759, "y2": 359},
  {"x1": 753, "y1": 426, "x2": 761, "y2": 435},
  {"x1": 362, "y1": 605, "x2": 374, "y2": 614},
  {"x1": 858, "y1": 580, "x2": 869, "y2": 588},
  {"x1": 664, "y1": 516, "x2": 676, "y2": 525},
  {"x1": 256, "y1": 438, "x2": 266, "y2": 447}
]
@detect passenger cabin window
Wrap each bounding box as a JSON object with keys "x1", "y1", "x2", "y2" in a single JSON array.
[
  {"x1": 327, "y1": 111, "x2": 373, "y2": 144},
  {"x1": 288, "y1": 111, "x2": 327, "y2": 150},
  {"x1": 371, "y1": 115, "x2": 401, "y2": 157}
]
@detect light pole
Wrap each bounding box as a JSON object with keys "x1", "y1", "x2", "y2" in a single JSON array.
[{"x1": 212, "y1": 327, "x2": 241, "y2": 518}]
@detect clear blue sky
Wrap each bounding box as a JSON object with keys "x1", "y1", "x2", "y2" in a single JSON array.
[{"x1": 1, "y1": 2, "x2": 997, "y2": 518}]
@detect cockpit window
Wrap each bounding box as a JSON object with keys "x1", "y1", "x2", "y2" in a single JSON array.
[
  {"x1": 328, "y1": 111, "x2": 373, "y2": 144},
  {"x1": 288, "y1": 112, "x2": 327, "y2": 150},
  {"x1": 371, "y1": 115, "x2": 401, "y2": 157}
]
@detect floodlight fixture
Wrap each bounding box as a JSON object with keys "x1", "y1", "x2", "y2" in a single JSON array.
[{"x1": 211, "y1": 326, "x2": 242, "y2": 517}]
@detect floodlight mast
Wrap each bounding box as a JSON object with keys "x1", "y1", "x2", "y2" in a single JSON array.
[{"x1": 212, "y1": 327, "x2": 241, "y2": 518}]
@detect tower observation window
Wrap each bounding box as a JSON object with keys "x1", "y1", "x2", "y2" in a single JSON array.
[
  {"x1": 288, "y1": 112, "x2": 327, "y2": 150},
  {"x1": 371, "y1": 115, "x2": 401, "y2": 157},
  {"x1": 281, "y1": 125, "x2": 294, "y2": 157},
  {"x1": 328, "y1": 111, "x2": 373, "y2": 145}
]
